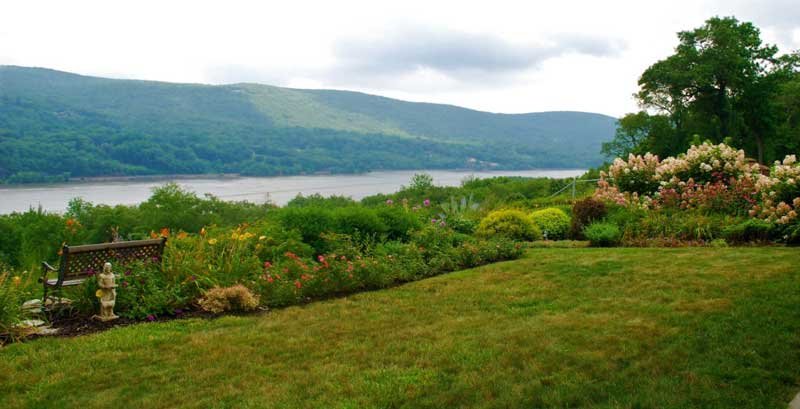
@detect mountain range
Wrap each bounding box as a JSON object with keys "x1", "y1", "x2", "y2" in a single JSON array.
[{"x1": 0, "y1": 66, "x2": 617, "y2": 183}]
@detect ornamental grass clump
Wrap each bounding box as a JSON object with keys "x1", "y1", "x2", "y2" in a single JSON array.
[{"x1": 198, "y1": 285, "x2": 260, "y2": 314}]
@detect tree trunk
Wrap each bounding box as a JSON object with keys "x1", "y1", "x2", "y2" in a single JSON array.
[{"x1": 755, "y1": 133, "x2": 765, "y2": 165}]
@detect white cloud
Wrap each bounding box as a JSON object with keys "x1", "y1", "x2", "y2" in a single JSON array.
[{"x1": 0, "y1": 0, "x2": 797, "y2": 117}]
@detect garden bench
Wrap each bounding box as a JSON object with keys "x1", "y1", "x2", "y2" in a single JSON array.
[{"x1": 40, "y1": 238, "x2": 167, "y2": 301}]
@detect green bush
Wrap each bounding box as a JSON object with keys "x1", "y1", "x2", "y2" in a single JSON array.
[
  {"x1": 332, "y1": 207, "x2": 388, "y2": 237},
  {"x1": 530, "y1": 208, "x2": 571, "y2": 240},
  {"x1": 584, "y1": 222, "x2": 622, "y2": 247},
  {"x1": 476, "y1": 209, "x2": 541, "y2": 241},
  {"x1": 722, "y1": 219, "x2": 774, "y2": 244},
  {"x1": 274, "y1": 207, "x2": 336, "y2": 252},
  {"x1": 570, "y1": 198, "x2": 607, "y2": 239},
  {"x1": 375, "y1": 207, "x2": 421, "y2": 240}
]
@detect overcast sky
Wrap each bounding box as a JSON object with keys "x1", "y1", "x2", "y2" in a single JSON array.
[{"x1": 1, "y1": 0, "x2": 798, "y2": 117}]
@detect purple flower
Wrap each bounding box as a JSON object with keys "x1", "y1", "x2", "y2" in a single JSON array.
[
  {"x1": 122, "y1": 281, "x2": 129, "y2": 288},
  {"x1": 439, "y1": 221, "x2": 447, "y2": 227},
  {"x1": 146, "y1": 314, "x2": 156, "y2": 321},
  {"x1": 423, "y1": 199, "x2": 431, "y2": 207},
  {"x1": 124, "y1": 269, "x2": 131, "y2": 276},
  {"x1": 386, "y1": 199, "x2": 394, "y2": 205},
  {"x1": 86, "y1": 268, "x2": 95, "y2": 276},
  {"x1": 431, "y1": 218, "x2": 437, "y2": 224}
]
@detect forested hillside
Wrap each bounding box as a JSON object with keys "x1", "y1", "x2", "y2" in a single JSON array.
[{"x1": 0, "y1": 66, "x2": 616, "y2": 183}]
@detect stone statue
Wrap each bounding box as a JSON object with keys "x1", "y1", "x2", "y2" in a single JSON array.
[{"x1": 93, "y1": 262, "x2": 118, "y2": 322}]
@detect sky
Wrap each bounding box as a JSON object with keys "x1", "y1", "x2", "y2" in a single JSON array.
[{"x1": 0, "y1": 0, "x2": 798, "y2": 117}]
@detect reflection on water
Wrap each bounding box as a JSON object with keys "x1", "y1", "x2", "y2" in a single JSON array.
[{"x1": 0, "y1": 169, "x2": 585, "y2": 214}]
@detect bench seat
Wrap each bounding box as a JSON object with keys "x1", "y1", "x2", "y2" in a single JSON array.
[
  {"x1": 41, "y1": 237, "x2": 167, "y2": 303},
  {"x1": 44, "y1": 278, "x2": 86, "y2": 287}
]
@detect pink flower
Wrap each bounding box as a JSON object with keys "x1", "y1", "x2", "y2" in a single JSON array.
[
  {"x1": 386, "y1": 199, "x2": 394, "y2": 205},
  {"x1": 423, "y1": 199, "x2": 430, "y2": 207}
]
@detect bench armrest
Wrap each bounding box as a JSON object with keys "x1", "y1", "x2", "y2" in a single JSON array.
[{"x1": 39, "y1": 262, "x2": 56, "y2": 283}]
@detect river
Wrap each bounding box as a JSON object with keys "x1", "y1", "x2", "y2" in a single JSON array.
[{"x1": 0, "y1": 169, "x2": 585, "y2": 214}]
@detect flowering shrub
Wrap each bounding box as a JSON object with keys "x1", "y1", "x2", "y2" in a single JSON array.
[
  {"x1": 530, "y1": 208, "x2": 571, "y2": 240},
  {"x1": 255, "y1": 235, "x2": 523, "y2": 307},
  {"x1": 198, "y1": 285, "x2": 259, "y2": 314},
  {"x1": 597, "y1": 144, "x2": 800, "y2": 241},
  {"x1": 659, "y1": 143, "x2": 758, "y2": 184},
  {"x1": 476, "y1": 210, "x2": 541, "y2": 241},
  {"x1": 598, "y1": 143, "x2": 764, "y2": 212},
  {"x1": 606, "y1": 153, "x2": 661, "y2": 195},
  {"x1": 750, "y1": 155, "x2": 800, "y2": 225},
  {"x1": 593, "y1": 143, "x2": 800, "y2": 245}
]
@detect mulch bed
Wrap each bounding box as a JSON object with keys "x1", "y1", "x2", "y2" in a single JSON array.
[{"x1": 36, "y1": 309, "x2": 224, "y2": 340}]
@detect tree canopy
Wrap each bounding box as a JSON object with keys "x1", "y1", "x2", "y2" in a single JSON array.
[{"x1": 607, "y1": 16, "x2": 800, "y2": 163}]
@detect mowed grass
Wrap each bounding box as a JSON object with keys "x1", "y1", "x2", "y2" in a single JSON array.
[{"x1": 2, "y1": 248, "x2": 800, "y2": 408}]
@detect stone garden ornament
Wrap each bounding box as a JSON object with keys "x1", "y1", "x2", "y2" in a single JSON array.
[{"x1": 93, "y1": 262, "x2": 118, "y2": 322}]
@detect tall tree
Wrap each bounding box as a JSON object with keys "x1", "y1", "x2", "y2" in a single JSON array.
[
  {"x1": 636, "y1": 16, "x2": 782, "y2": 163},
  {"x1": 602, "y1": 112, "x2": 676, "y2": 159}
]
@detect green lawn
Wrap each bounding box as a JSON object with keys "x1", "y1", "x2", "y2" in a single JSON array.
[{"x1": 2, "y1": 248, "x2": 799, "y2": 408}]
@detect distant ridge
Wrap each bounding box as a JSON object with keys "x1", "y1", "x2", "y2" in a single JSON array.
[{"x1": 0, "y1": 66, "x2": 617, "y2": 183}]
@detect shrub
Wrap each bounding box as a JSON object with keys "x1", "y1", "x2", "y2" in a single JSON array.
[
  {"x1": 198, "y1": 285, "x2": 260, "y2": 314},
  {"x1": 332, "y1": 207, "x2": 388, "y2": 238},
  {"x1": 445, "y1": 217, "x2": 479, "y2": 234},
  {"x1": 709, "y1": 238, "x2": 729, "y2": 248},
  {"x1": 476, "y1": 210, "x2": 541, "y2": 241},
  {"x1": 722, "y1": 219, "x2": 774, "y2": 244},
  {"x1": 584, "y1": 222, "x2": 621, "y2": 247},
  {"x1": 274, "y1": 207, "x2": 335, "y2": 252},
  {"x1": 530, "y1": 208, "x2": 571, "y2": 240},
  {"x1": 376, "y1": 207, "x2": 422, "y2": 240},
  {"x1": 570, "y1": 198, "x2": 607, "y2": 239}
]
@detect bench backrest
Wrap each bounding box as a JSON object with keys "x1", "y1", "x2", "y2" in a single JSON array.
[{"x1": 60, "y1": 238, "x2": 167, "y2": 279}]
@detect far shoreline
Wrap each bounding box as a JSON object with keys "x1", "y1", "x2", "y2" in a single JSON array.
[{"x1": 0, "y1": 167, "x2": 590, "y2": 189}]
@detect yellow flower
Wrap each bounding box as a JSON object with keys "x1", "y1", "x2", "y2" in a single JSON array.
[
  {"x1": 208, "y1": 239, "x2": 218, "y2": 245},
  {"x1": 12, "y1": 276, "x2": 22, "y2": 286},
  {"x1": 95, "y1": 289, "x2": 103, "y2": 298},
  {"x1": 231, "y1": 232, "x2": 239, "y2": 240},
  {"x1": 258, "y1": 236, "x2": 267, "y2": 241}
]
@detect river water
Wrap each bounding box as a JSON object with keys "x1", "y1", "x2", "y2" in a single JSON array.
[{"x1": 0, "y1": 169, "x2": 584, "y2": 214}]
